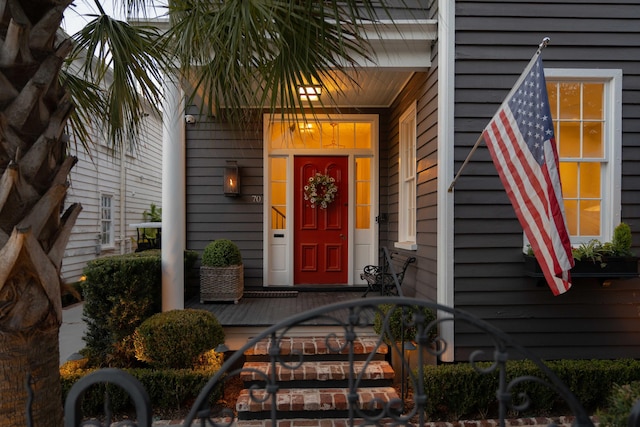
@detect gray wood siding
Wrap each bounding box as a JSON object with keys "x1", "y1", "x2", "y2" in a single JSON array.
[
  {"x1": 383, "y1": 66, "x2": 439, "y2": 301},
  {"x1": 454, "y1": 0, "x2": 640, "y2": 360},
  {"x1": 185, "y1": 112, "x2": 264, "y2": 287}
]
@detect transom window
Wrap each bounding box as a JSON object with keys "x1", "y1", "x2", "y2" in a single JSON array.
[{"x1": 545, "y1": 69, "x2": 622, "y2": 244}]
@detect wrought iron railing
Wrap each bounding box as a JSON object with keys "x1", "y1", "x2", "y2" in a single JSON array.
[{"x1": 56, "y1": 297, "x2": 610, "y2": 427}]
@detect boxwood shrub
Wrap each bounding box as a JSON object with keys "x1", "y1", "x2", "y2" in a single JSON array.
[
  {"x1": 420, "y1": 359, "x2": 640, "y2": 421},
  {"x1": 133, "y1": 309, "x2": 225, "y2": 369},
  {"x1": 60, "y1": 356, "x2": 223, "y2": 415}
]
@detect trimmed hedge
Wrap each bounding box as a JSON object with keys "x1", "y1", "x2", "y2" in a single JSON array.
[
  {"x1": 81, "y1": 250, "x2": 199, "y2": 367},
  {"x1": 420, "y1": 359, "x2": 640, "y2": 420},
  {"x1": 60, "y1": 356, "x2": 223, "y2": 415}
]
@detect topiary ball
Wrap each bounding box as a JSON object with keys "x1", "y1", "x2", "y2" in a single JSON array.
[
  {"x1": 201, "y1": 239, "x2": 242, "y2": 267},
  {"x1": 133, "y1": 309, "x2": 225, "y2": 369}
]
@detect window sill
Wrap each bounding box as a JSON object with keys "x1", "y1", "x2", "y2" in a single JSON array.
[{"x1": 394, "y1": 241, "x2": 417, "y2": 251}]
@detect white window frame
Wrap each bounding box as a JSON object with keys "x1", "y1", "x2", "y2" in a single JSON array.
[
  {"x1": 100, "y1": 194, "x2": 114, "y2": 248},
  {"x1": 395, "y1": 101, "x2": 418, "y2": 251},
  {"x1": 544, "y1": 68, "x2": 622, "y2": 245}
]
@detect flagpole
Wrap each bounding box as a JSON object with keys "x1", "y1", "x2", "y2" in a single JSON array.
[{"x1": 447, "y1": 37, "x2": 551, "y2": 193}]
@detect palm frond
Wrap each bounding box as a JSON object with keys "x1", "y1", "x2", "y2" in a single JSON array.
[
  {"x1": 161, "y1": 0, "x2": 395, "y2": 124},
  {"x1": 69, "y1": 12, "x2": 168, "y2": 151},
  {"x1": 59, "y1": 67, "x2": 109, "y2": 161}
]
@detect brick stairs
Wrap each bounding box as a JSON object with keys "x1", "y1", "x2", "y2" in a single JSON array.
[{"x1": 235, "y1": 336, "x2": 400, "y2": 426}]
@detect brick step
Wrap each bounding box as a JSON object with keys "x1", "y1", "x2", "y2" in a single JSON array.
[
  {"x1": 244, "y1": 336, "x2": 388, "y2": 362},
  {"x1": 240, "y1": 360, "x2": 395, "y2": 387},
  {"x1": 236, "y1": 418, "x2": 400, "y2": 427},
  {"x1": 236, "y1": 386, "x2": 400, "y2": 420}
]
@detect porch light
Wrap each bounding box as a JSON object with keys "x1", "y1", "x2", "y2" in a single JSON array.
[
  {"x1": 298, "y1": 85, "x2": 322, "y2": 102},
  {"x1": 224, "y1": 161, "x2": 240, "y2": 196}
]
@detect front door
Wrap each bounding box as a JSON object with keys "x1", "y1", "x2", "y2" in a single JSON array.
[{"x1": 294, "y1": 156, "x2": 348, "y2": 284}]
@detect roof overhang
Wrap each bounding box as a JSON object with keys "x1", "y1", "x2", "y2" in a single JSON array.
[{"x1": 132, "y1": 17, "x2": 437, "y2": 108}]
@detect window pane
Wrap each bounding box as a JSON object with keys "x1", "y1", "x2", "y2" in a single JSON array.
[
  {"x1": 356, "y1": 182, "x2": 370, "y2": 203},
  {"x1": 583, "y1": 122, "x2": 603, "y2": 157},
  {"x1": 356, "y1": 206, "x2": 370, "y2": 229},
  {"x1": 580, "y1": 162, "x2": 601, "y2": 199},
  {"x1": 272, "y1": 182, "x2": 286, "y2": 205},
  {"x1": 579, "y1": 200, "x2": 600, "y2": 236},
  {"x1": 356, "y1": 158, "x2": 370, "y2": 180},
  {"x1": 564, "y1": 199, "x2": 578, "y2": 235},
  {"x1": 355, "y1": 158, "x2": 371, "y2": 230},
  {"x1": 270, "y1": 158, "x2": 287, "y2": 230},
  {"x1": 559, "y1": 162, "x2": 578, "y2": 198},
  {"x1": 558, "y1": 82, "x2": 580, "y2": 120},
  {"x1": 355, "y1": 123, "x2": 371, "y2": 148},
  {"x1": 558, "y1": 122, "x2": 581, "y2": 158},
  {"x1": 547, "y1": 82, "x2": 558, "y2": 117},
  {"x1": 337, "y1": 123, "x2": 355, "y2": 149},
  {"x1": 583, "y1": 83, "x2": 603, "y2": 120}
]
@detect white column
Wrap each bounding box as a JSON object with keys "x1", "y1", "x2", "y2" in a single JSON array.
[
  {"x1": 437, "y1": 0, "x2": 456, "y2": 362},
  {"x1": 161, "y1": 72, "x2": 186, "y2": 311}
]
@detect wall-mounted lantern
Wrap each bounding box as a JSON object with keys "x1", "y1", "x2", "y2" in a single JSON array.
[{"x1": 224, "y1": 160, "x2": 240, "y2": 196}]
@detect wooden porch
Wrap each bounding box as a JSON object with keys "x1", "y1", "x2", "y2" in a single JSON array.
[{"x1": 185, "y1": 289, "x2": 375, "y2": 350}]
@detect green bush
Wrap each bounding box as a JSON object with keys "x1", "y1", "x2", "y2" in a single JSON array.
[
  {"x1": 202, "y1": 239, "x2": 242, "y2": 267},
  {"x1": 60, "y1": 357, "x2": 223, "y2": 415},
  {"x1": 420, "y1": 359, "x2": 640, "y2": 421},
  {"x1": 81, "y1": 250, "x2": 199, "y2": 367},
  {"x1": 133, "y1": 309, "x2": 225, "y2": 369},
  {"x1": 599, "y1": 381, "x2": 640, "y2": 427},
  {"x1": 373, "y1": 304, "x2": 437, "y2": 344},
  {"x1": 82, "y1": 252, "x2": 162, "y2": 366}
]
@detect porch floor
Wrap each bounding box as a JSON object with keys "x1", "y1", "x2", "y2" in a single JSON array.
[{"x1": 185, "y1": 289, "x2": 373, "y2": 327}]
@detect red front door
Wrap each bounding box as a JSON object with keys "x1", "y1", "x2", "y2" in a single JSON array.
[{"x1": 294, "y1": 156, "x2": 348, "y2": 284}]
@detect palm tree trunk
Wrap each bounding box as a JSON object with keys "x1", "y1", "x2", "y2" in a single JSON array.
[
  {"x1": 0, "y1": 1, "x2": 78, "y2": 425},
  {"x1": 0, "y1": 324, "x2": 62, "y2": 426}
]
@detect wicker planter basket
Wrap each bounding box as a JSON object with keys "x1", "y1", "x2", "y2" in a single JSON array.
[{"x1": 200, "y1": 264, "x2": 244, "y2": 304}]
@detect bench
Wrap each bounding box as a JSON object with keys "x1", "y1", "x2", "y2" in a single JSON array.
[{"x1": 360, "y1": 251, "x2": 416, "y2": 297}]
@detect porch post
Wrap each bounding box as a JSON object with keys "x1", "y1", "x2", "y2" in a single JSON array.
[{"x1": 161, "y1": 71, "x2": 186, "y2": 311}]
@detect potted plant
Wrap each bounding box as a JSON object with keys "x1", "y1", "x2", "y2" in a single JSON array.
[
  {"x1": 524, "y1": 223, "x2": 639, "y2": 285},
  {"x1": 200, "y1": 239, "x2": 243, "y2": 303},
  {"x1": 373, "y1": 304, "x2": 438, "y2": 375}
]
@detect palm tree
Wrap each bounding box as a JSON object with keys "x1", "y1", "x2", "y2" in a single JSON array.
[{"x1": 0, "y1": 0, "x2": 396, "y2": 425}]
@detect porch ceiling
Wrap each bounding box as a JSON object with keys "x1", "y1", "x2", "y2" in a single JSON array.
[
  {"x1": 138, "y1": 18, "x2": 436, "y2": 109},
  {"x1": 319, "y1": 68, "x2": 415, "y2": 108},
  {"x1": 316, "y1": 19, "x2": 437, "y2": 108}
]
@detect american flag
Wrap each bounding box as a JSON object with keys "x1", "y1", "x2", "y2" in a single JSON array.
[{"x1": 483, "y1": 56, "x2": 574, "y2": 295}]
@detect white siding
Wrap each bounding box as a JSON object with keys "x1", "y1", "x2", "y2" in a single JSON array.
[{"x1": 60, "y1": 57, "x2": 163, "y2": 282}]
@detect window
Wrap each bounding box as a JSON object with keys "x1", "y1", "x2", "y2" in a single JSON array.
[
  {"x1": 545, "y1": 69, "x2": 622, "y2": 244},
  {"x1": 100, "y1": 194, "x2": 114, "y2": 247},
  {"x1": 395, "y1": 102, "x2": 417, "y2": 250}
]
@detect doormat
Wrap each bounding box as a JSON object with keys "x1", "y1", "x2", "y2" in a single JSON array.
[{"x1": 243, "y1": 291, "x2": 298, "y2": 298}]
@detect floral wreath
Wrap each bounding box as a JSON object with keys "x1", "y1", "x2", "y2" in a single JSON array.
[{"x1": 303, "y1": 172, "x2": 338, "y2": 209}]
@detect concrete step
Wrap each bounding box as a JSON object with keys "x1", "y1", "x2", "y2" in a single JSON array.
[
  {"x1": 244, "y1": 336, "x2": 387, "y2": 362},
  {"x1": 240, "y1": 360, "x2": 394, "y2": 387},
  {"x1": 236, "y1": 386, "x2": 400, "y2": 420}
]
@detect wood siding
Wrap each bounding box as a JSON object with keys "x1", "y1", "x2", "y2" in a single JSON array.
[
  {"x1": 185, "y1": 112, "x2": 264, "y2": 287},
  {"x1": 453, "y1": 0, "x2": 640, "y2": 360},
  {"x1": 63, "y1": 110, "x2": 163, "y2": 283},
  {"x1": 381, "y1": 0, "x2": 439, "y2": 301}
]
